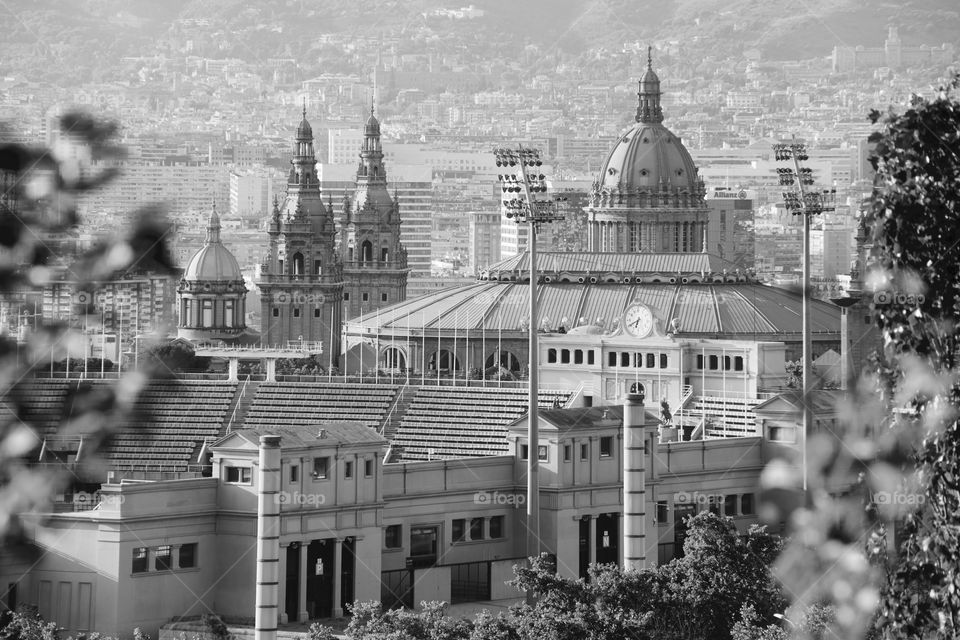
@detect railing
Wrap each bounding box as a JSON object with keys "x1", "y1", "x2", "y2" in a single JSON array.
[
  {"x1": 226, "y1": 375, "x2": 250, "y2": 433},
  {"x1": 380, "y1": 380, "x2": 410, "y2": 436}
]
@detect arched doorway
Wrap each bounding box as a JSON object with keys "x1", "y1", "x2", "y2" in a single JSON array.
[
  {"x1": 361, "y1": 241, "x2": 373, "y2": 263},
  {"x1": 292, "y1": 252, "x2": 304, "y2": 276},
  {"x1": 485, "y1": 350, "x2": 521, "y2": 372},
  {"x1": 381, "y1": 347, "x2": 406, "y2": 371}
]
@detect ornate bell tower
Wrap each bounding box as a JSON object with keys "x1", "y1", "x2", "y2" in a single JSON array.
[
  {"x1": 257, "y1": 107, "x2": 343, "y2": 360},
  {"x1": 339, "y1": 107, "x2": 408, "y2": 320}
]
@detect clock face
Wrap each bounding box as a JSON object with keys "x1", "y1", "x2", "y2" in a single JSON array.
[{"x1": 623, "y1": 304, "x2": 654, "y2": 338}]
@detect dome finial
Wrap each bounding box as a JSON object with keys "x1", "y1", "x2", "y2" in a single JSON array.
[
  {"x1": 302, "y1": 97, "x2": 306, "y2": 120},
  {"x1": 647, "y1": 45, "x2": 652, "y2": 70},
  {"x1": 636, "y1": 49, "x2": 663, "y2": 124},
  {"x1": 206, "y1": 201, "x2": 221, "y2": 244}
]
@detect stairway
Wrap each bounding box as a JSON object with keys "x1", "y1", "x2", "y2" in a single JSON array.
[
  {"x1": 380, "y1": 383, "x2": 419, "y2": 442},
  {"x1": 225, "y1": 379, "x2": 261, "y2": 433}
]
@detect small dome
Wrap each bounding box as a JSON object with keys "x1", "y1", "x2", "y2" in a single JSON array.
[
  {"x1": 183, "y1": 243, "x2": 243, "y2": 282},
  {"x1": 365, "y1": 110, "x2": 380, "y2": 134},
  {"x1": 297, "y1": 115, "x2": 313, "y2": 139},
  {"x1": 639, "y1": 65, "x2": 660, "y2": 89}
]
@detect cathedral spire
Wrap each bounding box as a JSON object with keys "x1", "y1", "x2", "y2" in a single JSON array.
[{"x1": 635, "y1": 46, "x2": 663, "y2": 124}]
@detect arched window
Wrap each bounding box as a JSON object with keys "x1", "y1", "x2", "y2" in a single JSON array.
[
  {"x1": 348, "y1": 246, "x2": 354, "y2": 262},
  {"x1": 315, "y1": 259, "x2": 322, "y2": 275},
  {"x1": 224, "y1": 300, "x2": 234, "y2": 327},
  {"x1": 430, "y1": 349, "x2": 460, "y2": 372},
  {"x1": 382, "y1": 347, "x2": 406, "y2": 370},
  {"x1": 381, "y1": 247, "x2": 389, "y2": 262},
  {"x1": 485, "y1": 350, "x2": 521, "y2": 373},
  {"x1": 202, "y1": 300, "x2": 213, "y2": 327},
  {"x1": 361, "y1": 241, "x2": 373, "y2": 263},
  {"x1": 292, "y1": 252, "x2": 304, "y2": 276}
]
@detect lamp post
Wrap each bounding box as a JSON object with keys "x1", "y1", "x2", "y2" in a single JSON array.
[
  {"x1": 773, "y1": 137, "x2": 837, "y2": 492},
  {"x1": 493, "y1": 145, "x2": 563, "y2": 565}
]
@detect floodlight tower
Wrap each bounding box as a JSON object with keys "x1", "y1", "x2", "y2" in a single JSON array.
[
  {"x1": 493, "y1": 145, "x2": 563, "y2": 564},
  {"x1": 772, "y1": 136, "x2": 837, "y2": 492}
]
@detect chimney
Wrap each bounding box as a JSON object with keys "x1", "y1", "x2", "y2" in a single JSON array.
[
  {"x1": 623, "y1": 391, "x2": 648, "y2": 570},
  {"x1": 255, "y1": 435, "x2": 282, "y2": 640}
]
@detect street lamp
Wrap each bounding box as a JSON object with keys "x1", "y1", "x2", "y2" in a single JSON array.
[
  {"x1": 493, "y1": 145, "x2": 563, "y2": 565},
  {"x1": 772, "y1": 137, "x2": 837, "y2": 492}
]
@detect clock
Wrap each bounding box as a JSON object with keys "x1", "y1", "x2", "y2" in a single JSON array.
[{"x1": 623, "y1": 303, "x2": 654, "y2": 338}]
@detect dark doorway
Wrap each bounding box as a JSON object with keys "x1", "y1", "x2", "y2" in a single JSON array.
[
  {"x1": 578, "y1": 517, "x2": 591, "y2": 579},
  {"x1": 674, "y1": 504, "x2": 697, "y2": 558},
  {"x1": 409, "y1": 526, "x2": 438, "y2": 568},
  {"x1": 306, "y1": 539, "x2": 335, "y2": 619},
  {"x1": 595, "y1": 513, "x2": 619, "y2": 565},
  {"x1": 340, "y1": 538, "x2": 356, "y2": 613},
  {"x1": 285, "y1": 544, "x2": 299, "y2": 622}
]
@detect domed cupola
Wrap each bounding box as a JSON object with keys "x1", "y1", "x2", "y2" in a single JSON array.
[
  {"x1": 177, "y1": 204, "x2": 248, "y2": 343},
  {"x1": 585, "y1": 49, "x2": 710, "y2": 254}
]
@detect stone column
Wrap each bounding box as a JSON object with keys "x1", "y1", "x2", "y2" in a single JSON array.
[
  {"x1": 332, "y1": 538, "x2": 343, "y2": 618},
  {"x1": 623, "y1": 392, "x2": 647, "y2": 570},
  {"x1": 278, "y1": 543, "x2": 288, "y2": 624},
  {"x1": 298, "y1": 542, "x2": 309, "y2": 622},
  {"x1": 255, "y1": 435, "x2": 281, "y2": 640},
  {"x1": 587, "y1": 515, "x2": 596, "y2": 567},
  {"x1": 266, "y1": 358, "x2": 277, "y2": 382},
  {"x1": 228, "y1": 358, "x2": 239, "y2": 382}
]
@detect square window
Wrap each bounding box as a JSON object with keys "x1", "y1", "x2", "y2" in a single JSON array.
[
  {"x1": 599, "y1": 436, "x2": 613, "y2": 458},
  {"x1": 225, "y1": 466, "x2": 251, "y2": 484},
  {"x1": 656, "y1": 501, "x2": 669, "y2": 524},
  {"x1": 384, "y1": 524, "x2": 402, "y2": 549},
  {"x1": 290, "y1": 465, "x2": 299, "y2": 483},
  {"x1": 470, "y1": 517, "x2": 484, "y2": 540},
  {"x1": 580, "y1": 443, "x2": 588, "y2": 461},
  {"x1": 179, "y1": 543, "x2": 197, "y2": 569},
  {"x1": 489, "y1": 515, "x2": 504, "y2": 538},
  {"x1": 155, "y1": 545, "x2": 172, "y2": 571},
  {"x1": 452, "y1": 518, "x2": 465, "y2": 543},
  {"x1": 313, "y1": 457, "x2": 329, "y2": 480},
  {"x1": 132, "y1": 547, "x2": 148, "y2": 573},
  {"x1": 344, "y1": 461, "x2": 354, "y2": 479},
  {"x1": 364, "y1": 459, "x2": 373, "y2": 477},
  {"x1": 724, "y1": 495, "x2": 738, "y2": 516},
  {"x1": 563, "y1": 444, "x2": 572, "y2": 462}
]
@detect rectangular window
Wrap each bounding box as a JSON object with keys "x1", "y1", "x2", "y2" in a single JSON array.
[
  {"x1": 741, "y1": 494, "x2": 755, "y2": 515},
  {"x1": 734, "y1": 356, "x2": 744, "y2": 371},
  {"x1": 620, "y1": 352, "x2": 630, "y2": 367},
  {"x1": 470, "y1": 517, "x2": 484, "y2": 540},
  {"x1": 344, "y1": 461, "x2": 354, "y2": 479},
  {"x1": 574, "y1": 350, "x2": 583, "y2": 364},
  {"x1": 520, "y1": 444, "x2": 529, "y2": 460},
  {"x1": 723, "y1": 355, "x2": 731, "y2": 370},
  {"x1": 344, "y1": 292, "x2": 350, "y2": 301},
  {"x1": 696, "y1": 354, "x2": 703, "y2": 369},
  {"x1": 381, "y1": 293, "x2": 388, "y2": 302},
  {"x1": 272, "y1": 308, "x2": 279, "y2": 317},
  {"x1": 313, "y1": 457, "x2": 329, "y2": 479},
  {"x1": 608, "y1": 351, "x2": 617, "y2": 367},
  {"x1": 563, "y1": 444, "x2": 572, "y2": 462},
  {"x1": 660, "y1": 354, "x2": 668, "y2": 368},
  {"x1": 724, "y1": 495, "x2": 738, "y2": 516},
  {"x1": 155, "y1": 545, "x2": 172, "y2": 571},
  {"x1": 132, "y1": 547, "x2": 148, "y2": 573},
  {"x1": 293, "y1": 308, "x2": 300, "y2": 318},
  {"x1": 452, "y1": 518, "x2": 465, "y2": 542},
  {"x1": 599, "y1": 436, "x2": 613, "y2": 458},
  {"x1": 708, "y1": 496, "x2": 722, "y2": 515},
  {"x1": 179, "y1": 543, "x2": 197, "y2": 569},
  {"x1": 489, "y1": 515, "x2": 504, "y2": 539},
  {"x1": 769, "y1": 426, "x2": 796, "y2": 443},
  {"x1": 709, "y1": 355, "x2": 719, "y2": 370},
  {"x1": 587, "y1": 351, "x2": 595, "y2": 365},
  {"x1": 225, "y1": 466, "x2": 251, "y2": 484},
  {"x1": 561, "y1": 349, "x2": 570, "y2": 364},
  {"x1": 580, "y1": 443, "x2": 588, "y2": 461},
  {"x1": 646, "y1": 353, "x2": 655, "y2": 368},
  {"x1": 362, "y1": 293, "x2": 369, "y2": 302},
  {"x1": 290, "y1": 465, "x2": 299, "y2": 483},
  {"x1": 385, "y1": 524, "x2": 402, "y2": 549},
  {"x1": 537, "y1": 445, "x2": 548, "y2": 461},
  {"x1": 364, "y1": 459, "x2": 373, "y2": 477},
  {"x1": 547, "y1": 349, "x2": 557, "y2": 363},
  {"x1": 314, "y1": 308, "x2": 321, "y2": 318},
  {"x1": 656, "y1": 501, "x2": 669, "y2": 524}
]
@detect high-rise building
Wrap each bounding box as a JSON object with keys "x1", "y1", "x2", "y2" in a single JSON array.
[
  {"x1": 338, "y1": 109, "x2": 409, "y2": 320},
  {"x1": 257, "y1": 110, "x2": 343, "y2": 357},
  {"x1": 229, "y1": 171, "x2": 273, "y2": 218},
  {"x1": 469, "y1": 211, "x2": 501, "y2": 275},
  {"x1": 705, "y1": 188, "x2": 756, "y2": 270}
]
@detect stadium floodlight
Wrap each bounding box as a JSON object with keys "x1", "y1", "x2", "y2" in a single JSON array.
[
  {"x1": 493, "y1": 144, "x2": 563, "y2": 571},
  {"x1": 772, "y1": 136, "x2": 837, "y2": 493}
]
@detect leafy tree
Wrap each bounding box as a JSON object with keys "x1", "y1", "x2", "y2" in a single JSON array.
[
  {"x1": 141, "y1": 341, "x2": 209, "y2": 376},
  {"x1": 0, "y1": 606, "x2": 60, "y2": 640}
]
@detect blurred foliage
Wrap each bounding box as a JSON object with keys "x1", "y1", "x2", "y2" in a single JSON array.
[
  {"x1": 0, "y1": 111, "x2": 174, "y2": 542},
  {"x1": 767, "y1": 73, "x2": 960, "y2": 640}
]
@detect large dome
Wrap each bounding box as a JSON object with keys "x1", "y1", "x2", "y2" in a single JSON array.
[
  {"x1": 184, "y1": 243, "x2": 242, "y2": 282},
  {"x1": 596, "y1": 121, "x2": 701, "y2": 193}
]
